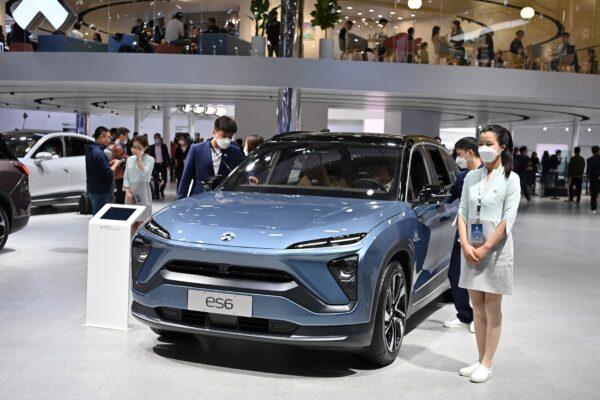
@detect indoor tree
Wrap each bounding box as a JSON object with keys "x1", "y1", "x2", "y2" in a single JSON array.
[
  {"x1": 248, "y1": 0, "x2": 279, "y2": 37},
  {"x1": 310, "y1": 0, "x2": 342, "y2": 39}
]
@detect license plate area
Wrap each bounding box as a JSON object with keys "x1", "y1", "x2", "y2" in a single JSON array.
[{"x1": 188, "y1": 290, "x2": 252, "y2": 317}]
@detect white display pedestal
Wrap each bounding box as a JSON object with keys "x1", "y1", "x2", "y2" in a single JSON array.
[{"x1": 85, "y1": 204, "x2": 146, "y2": 331}]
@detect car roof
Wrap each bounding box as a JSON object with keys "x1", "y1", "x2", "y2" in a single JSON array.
[
  {"x1": 270, "y1": 132, "x2": 438, "y2": 145},
  {"x1": 1, "y1": 130, "x2": 94, "y2": 140}
]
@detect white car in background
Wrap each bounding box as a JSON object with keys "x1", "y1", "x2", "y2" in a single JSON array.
[{"x1": 1, "y1": 130, "x2": 95, "y2": 206}]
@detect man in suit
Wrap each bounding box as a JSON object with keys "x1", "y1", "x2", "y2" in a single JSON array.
[
  {"x1": 176, "y1": 116, "x2": 244, "y2": 200},
  {"x1": 514, "y1": 146, "x2": 532, "y2": 202},
  {"x1": 566, "y1": 146, "x2": 586, "y2": 203},
  {"x1": 148, "y1": 133, "x2": 171, "y2": 199}
]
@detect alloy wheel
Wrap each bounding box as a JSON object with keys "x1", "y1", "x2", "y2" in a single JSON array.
[
  {"x1": 383, "y1": 270, "x2": 407, "y2": 353},
  {"x1": 0, "y1": 211, "x2": 6, "y2": 244}
]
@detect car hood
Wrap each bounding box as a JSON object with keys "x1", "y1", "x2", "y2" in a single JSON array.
[{"x1": 152, "y1": 191, "x2": 405, "y2": 249}]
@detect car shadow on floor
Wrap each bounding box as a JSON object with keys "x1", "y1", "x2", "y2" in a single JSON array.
[
  {"x1": 31, "y1": 204, "x2": 80, "y2": 216},
  {"x1": 152, "y1": 296, "x2": 447, "y2": 377}
]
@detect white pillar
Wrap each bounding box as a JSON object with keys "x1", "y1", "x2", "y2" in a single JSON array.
[
  {"x1": 188, "y1": 113, "x2": 196, "y2": 135},
  {"x1": 238, "y1": 0, "x2": 253, "y2": 42},
  {"x1": 134, "y1": 106, "x2": 143, "y2": 135},
  {"x1": 384, "y1": 111, "x2": 402, "y2": 135},
  {"x1": 400, "y1": 110, "x2": 441, "y2": 138},
  {"x1": 571, "y1": 118, "x2": 581, "y2": 154},
  {"x1": 235, "y1": 99, "x2": 278, "y2": 140},
  {"x1": 162, "y1": 103, "x2": 171, "y2": 153},
  {"x1": 300, "y1": 102, "x2": 328, "y2": 132}
]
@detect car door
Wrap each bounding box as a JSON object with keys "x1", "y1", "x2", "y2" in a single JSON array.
[
  {"x1": 65, "y1": 136, "x2": 92, "y2": 195},
  {"x1": 28, "y1": 136, "x2": 71, "y2": 199}
]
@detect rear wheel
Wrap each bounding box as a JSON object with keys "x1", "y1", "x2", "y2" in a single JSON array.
[
  {"x1": 0, "y1": 206, "x2": 9, "y2": 251},
  {"x1": 362, "y1": 261, "x2": 408, "y2": 366}
]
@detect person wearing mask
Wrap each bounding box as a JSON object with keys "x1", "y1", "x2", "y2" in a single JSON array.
[
  {"x1": 176, "y1": 116, "x2": 244, "y2": 199},
  {"x1": 450, "y1": 20, "x2": 465, "y2": 65},
  {"x1": 586, "y1": 145, "x2": 600, "y2": 214},
  {"x1": 457, "y1": 125, "x2": 520, "y2": 383},
  {"x1": 175, "y1": 135, "x2": 191, "y2": 190},
  {"x1": 444, "y1": 137, "x2": 483, "y2": 333},
  {"x1": 148, "y1": 133, "x2": 171, "y2": 199},
  {"x1": 110, "y1": 127, "x2": 130, "y2": 204},
  {"x1": 67, "y1": 21, "x2": 85, "y2": 40},
  {"x1": 244, "y1": 135, "x2": 265, "y2": 156},
  {"x1": 565, "y1": 146, "x2": 586, "y2": 203},
  {"x1": 266, "y1": 11, "x2": 281, "y2": 57},
  {"x1": 514, "y1": 146, "x2": 532, "y2": 202},
  {"x1": 338, "y1": 20, "x2": 353, "y2": 59},
  {"x1": 124, "y1": 135, "x2": 155, "y2": 229},
  {"x1": 204, "y1": 17, "x2": 220, "y2": 34},
  {"x1": 86, "y1": 127, "x2": 122, "y2": 215},
  {"x1": 165, "y1": 12, "x2": 189, "y2": 48}
]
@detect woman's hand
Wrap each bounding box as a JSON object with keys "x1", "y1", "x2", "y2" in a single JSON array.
[
  {"x1": 473, "y1": 244, "x2": 492, "y2": 262},
  {"x1": 125, "y1": 190, "x2": 134, "y2": 204},
  {"x1": 132, "y1": 147, "x2": 142, "y2": 159},
  {"x1": 462, "y1": 243, "x2": 481, "y2": 265}
]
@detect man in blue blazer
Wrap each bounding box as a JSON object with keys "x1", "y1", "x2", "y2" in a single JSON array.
[{"x1": 176, "y1": 116, "x2": 244, "y2": 200}]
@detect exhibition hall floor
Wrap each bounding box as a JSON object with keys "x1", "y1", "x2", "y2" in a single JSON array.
[{"x1": 0, "y1": 193, "x2": 599, "y2": 400}]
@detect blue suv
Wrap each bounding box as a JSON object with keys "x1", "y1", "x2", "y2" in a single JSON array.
[{"x1": 132, "y1": 133, "x2": 458, "y2": 366}]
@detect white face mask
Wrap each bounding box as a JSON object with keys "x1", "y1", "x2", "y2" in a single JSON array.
[
  {"x1": 216, "y1": 137, "x2": 232, "y2": 150},
  {"x1": 456, "y1": 156, "x2": 468, "y2": 169},
  {"x1": 479, "y1": 145, "x2": 500, "y2": 163}
]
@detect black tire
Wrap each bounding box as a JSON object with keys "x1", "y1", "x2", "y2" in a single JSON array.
[
  {"x1": 361, "y1": 261, "x2": 408, "y2": 367},
  {"x1": 0, "y1": 206, "x2": 9, "y2": 251},
  {"x1": 150, "y1": 327, "x2": 195, "y2": 341}
]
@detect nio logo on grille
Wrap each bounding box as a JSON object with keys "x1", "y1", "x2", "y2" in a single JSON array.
[
  {"x1": 12, "y1": 0, "x2": 77, "y2": 32},
  {"x1": 221, "y1": 232, "x2": 236, "y2": 241}
]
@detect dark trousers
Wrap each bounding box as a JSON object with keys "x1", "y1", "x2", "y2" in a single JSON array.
[
  {"x1": 519, "y1": 174, "x2": 531, "y2": 201},
  {"x1": 448, "y1": 240, "x2": 473, "y2": 324},
  {"x1": 591, "y1": 175, "x2": 600, "y2": 211},
  {"x1": 268, "y1": 41, "x2": 279, "y2": 57},
  {"x1": 114, "y1": 178, "x2": 125, "y2": 204},
  {"x1": 152, "y1": 163, "x2": 168, "y2": 196},
  {"x1": 568, "y1": 177, "x2": 583, "y2": 202}
]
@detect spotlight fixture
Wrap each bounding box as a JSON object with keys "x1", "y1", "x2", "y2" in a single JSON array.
[
  {"x1": 565, "y1": 127, "x2": 570, "y2": 132},
  {"x1": 192, "y1": 105, "x2": 206, "y2": 114},
  {"x1": 408, "y1": 0, "x2": 422, "y2": 10},
  {"x1": 520, "y1": 7, "x2": 535, "y2": 20},
  {"x1": 204, "y1": 106, "x2": 217, "y2": 115},
  {"x1": 588, "y1": 128, "x2": 592, "y2": 132},
  {"x1": 543, "y1": 127, "x2": 548, "y2": 131},
  {"x1": 181, "y1": 104, "x2": 193, "y2": 113}
]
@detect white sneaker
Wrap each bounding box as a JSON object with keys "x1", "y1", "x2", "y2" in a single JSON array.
[
  {"x1": 444, "y1": 318, "x2": 469, "y2": 329},
  {"x1": 459, "y1": 362, "x2": 480, "y2": 377},
  {"x1": 469, "y1": 322, "x2": 475, "y2": 333},
  {"x1": 470, "y1": 365, "x2": 493, "y2": 383}
]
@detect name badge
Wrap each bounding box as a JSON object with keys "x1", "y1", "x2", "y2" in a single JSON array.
[{"x1": 470, "y1": 223, "x2": 485, "y2": 247}]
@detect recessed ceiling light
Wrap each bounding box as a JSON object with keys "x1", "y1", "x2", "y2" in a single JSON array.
[
  {"x1": 347, "y1": 6, "x2": 352, "y2": 10},
  {"x1": 587, "y1": 127, "x2": 592, "y2": 132},
  {"x1": 357, "y1": 12, "x2": 362, "y2": 15},
  {"x1": 565, "y1": 127, "x2": 570, "y2": 132},
  {"x1": 543, "y1": 127, "x2": 548, "y2": 131},
  {"x1": 369, "y1": 9, "x2": 374, "y2": 12},
  {"x1": 390, "y1": 12, "x2": 396, "y2": 15},
  {"x1": 398, "y1": 17, "x2": 403, "y2": 20}
]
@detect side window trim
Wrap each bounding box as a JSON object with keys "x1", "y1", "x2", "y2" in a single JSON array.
[
  {"x1": 33, "y1": 136, "x2": 65, "y2": 158},
  {"x1": 424, "y1": 144, "x2": 452, "y2": 187},
  {"x1": 404, "y1": 143, "x2": 433, "y2": 201}
]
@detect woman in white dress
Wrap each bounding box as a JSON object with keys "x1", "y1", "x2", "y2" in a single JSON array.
[
  {"x1": 456, "y1": 125, "x2": 521, "y2": 383},
  {"x1": 124, "y1": 136, "x2": 155, "y2": 229}
]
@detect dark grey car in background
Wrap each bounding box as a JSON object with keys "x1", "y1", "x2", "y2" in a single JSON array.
[{"x1": 0, "y1": 135, "x2": 31, "y2": 250}]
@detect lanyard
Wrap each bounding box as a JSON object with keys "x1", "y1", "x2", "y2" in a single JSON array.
[{"x1": 476, "y1": 168, "x2": 497, "y2": 223}]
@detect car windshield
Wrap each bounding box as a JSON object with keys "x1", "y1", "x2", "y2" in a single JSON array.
[
  {"x1": 1, "y1": 132, "x2": 46, "y2": 158},
  {"x1": 221, "y1": 140, "x2": 403, "y2": 200}
]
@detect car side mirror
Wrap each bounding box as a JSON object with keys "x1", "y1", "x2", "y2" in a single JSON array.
[
  {"x1": 201, "y1": 175, "x2": 225, "y2": 192},
  {"x1": 35, "y1": 152, "x2": 53, "y2": 162},
  {"x1": 418, "y1": 184, "x2": 450, "y2": 205}
]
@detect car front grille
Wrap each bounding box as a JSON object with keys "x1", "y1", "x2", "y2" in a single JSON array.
[
  {"x1": 157, "y1": 307, "x2": 297, "y2": 335},
  {"x1": 164, "y1": 261, "x2": 295, "y2": 283}
]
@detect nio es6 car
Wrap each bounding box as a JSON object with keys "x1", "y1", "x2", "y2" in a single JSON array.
[{"x1": 132, "y1": 133, "x2": 458, "y2": 366}]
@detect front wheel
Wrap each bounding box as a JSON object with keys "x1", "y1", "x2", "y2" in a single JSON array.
[
  {"x1": 361, "y1": 261, "x2": 408, "y2": 366},
  {"x1": 0, "y1": 206, "x2": 9, "y2": 251}
]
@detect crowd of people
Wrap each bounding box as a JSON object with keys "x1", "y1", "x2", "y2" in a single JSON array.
[{"x1": 84, "y1": 116, "x2": 265, "y2": 216}]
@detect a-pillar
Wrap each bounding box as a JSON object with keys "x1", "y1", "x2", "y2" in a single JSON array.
[
  {"x1": 235, "y1": 99, "x2": 278, "y2": 139},
  {"x1": 162, "y1": 103, "x2": 171, "y2": 153},
  {"x1": 570, "y1": 118, "x2": 581, "y2": 154},
  {"x1": 385, "y1": 110, "x2": 441, "y2": 138},
  {"x1": 300, "y1": 102, "x2": 328, "y2": 132},
  {"x1": 134, "y1": 106, "x2": 143, "y2": 136}
]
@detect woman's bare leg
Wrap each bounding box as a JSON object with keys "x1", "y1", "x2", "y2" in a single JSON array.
[
  {"x1": 481, "y1": 293, "x2": 503, "y2": 368},
  {"x1": 469, "y1": 289, "x2": 487, "y2": 362}
]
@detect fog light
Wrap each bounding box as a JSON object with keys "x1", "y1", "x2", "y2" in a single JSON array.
[
  {"x1": 328, "y1": 255, "x2": 358, "y2": 301},
  {"x1": 132, "y1": 236, "x2": 151, "y2": 280}
]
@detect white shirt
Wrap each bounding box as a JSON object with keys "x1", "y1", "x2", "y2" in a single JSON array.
[
  {"x1": 165, "y1": 19, "x2": 185, "y2": 43},
  {"x1": 154, "y1": 144, "x2": 163, "y2": 164},
  {"x1": 211, "y1": 146, "x2": 222, "y2": 175},
  {"x1": 68, "y1": 30, "x2": 85, "y2": 40}
]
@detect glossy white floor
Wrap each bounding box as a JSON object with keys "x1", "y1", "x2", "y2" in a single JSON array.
[{"x1": 0, "y1": 189, "x2": 599, "y2": 400}]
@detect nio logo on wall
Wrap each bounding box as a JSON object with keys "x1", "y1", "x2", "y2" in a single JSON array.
[
  {"x1": 11, "y1": 0, "x2": 78, "y2": 32},
  {"x1": 220, "y1": 232, "x2": 236, "y2": 241}
]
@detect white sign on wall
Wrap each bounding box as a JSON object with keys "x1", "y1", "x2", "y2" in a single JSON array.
[{"x1": 11, "y1": 0, "x2": 77, "y2": 32}]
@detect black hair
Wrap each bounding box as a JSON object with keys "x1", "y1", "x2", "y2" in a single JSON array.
[
  {"x1": 452, "y1": 20, "x2": 461, "y2": 27},
  {"x1": 516, "y1": 30, "x2": 524, "y2": 36},
  {"x1": 208, "y1": 17, "x2": 216, "y2": 24},
  {"x1": 408, "y1": 27, "x2": 414, "y2": 36},
  {"x1": 214, "y1": 116, "x2": 237, "y2": 134},
  {"x1": 378, "y1": 18, "x2": 388, "y2": 25},
  {"x1": 454, "y1": 136, "x2": 479, "y2": 157},
  {"x1": 480, "y1": 124, "x2": 513, "y2": 178},
  {"x1": 346, "y1": 20, "x2": 354, "y2": 26},
  {"x1": 74, "y1": 21, "x2": 82, "y2": 30},
  {"x1": 574, "y1": 146, "x2": 581, "y2": 154},
  {"x1": 556, "y1": 149, "x2": 562, "y2": 154},
  {"x1": 592, "y1": 145, "x2": 600, "y2": 154},
  {"x1": 519, "y1": 145, "x2": 527, "y2": 153},
  {"x1": 154, "y1": 133, "x2": 162, "y2": 138},
  {"x1": 94, "y1": 126, "x2": 109, "y2": 139},
  {"x1": 432, "y1": 26, "x2": 440, "y2": 39}
]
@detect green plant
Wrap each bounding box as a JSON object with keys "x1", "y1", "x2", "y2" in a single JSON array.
[
  {"x1": 310, "y1": 0, "x2": 341, "y2": 38},
  {"x1": 248, "y1": 0, "x2": 279, "y2": 37}
]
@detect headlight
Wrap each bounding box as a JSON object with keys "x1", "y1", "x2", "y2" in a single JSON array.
[
  {"x1": 145, "y1": 218, "x2": 170, "y2": 239},
  {"x1": 287, "y1": 233, "x2": 366, "y2": 249},
  {"x1": 132, "y1": 235, "x2": 151, "y2": 280},
  {"x1": 328, "y1": 255, "x2": 359, "y2": 301}
]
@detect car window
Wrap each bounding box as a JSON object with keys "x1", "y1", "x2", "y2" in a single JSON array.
[
  {"x1": 34, "y1": 137, "x2": 64, "y2": 158},
  {"x1": 425, "y1": 145, "x2": 452, "y2": 186},
  {"x1": 406, "y1": 147, "x2": 432, "y2": 202},
  {"x1": 441, "y1": 147, "x2": 459, "y2": 184},
  {"x1": 66, "y1": 137, "x2": 89, "y2": 157}
]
